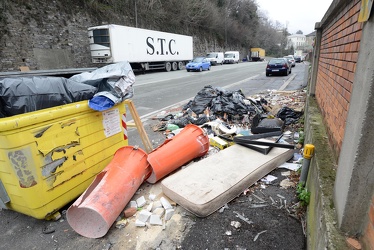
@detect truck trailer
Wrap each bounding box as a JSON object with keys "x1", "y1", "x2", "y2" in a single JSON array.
[
  {"x1": 250, "y1": 48, "x2": 265, "y2": 61},
  {"x1": 88, "y1": 24, "x2": 193, "y2": 72}
]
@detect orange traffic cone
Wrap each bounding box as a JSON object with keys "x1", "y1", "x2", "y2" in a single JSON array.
[
  {"x1": 66, "y1": 146, "x2": 151, "y2": 238},
  {"x1": 147, "y1": 124, "x2": 209, "y2": 183}
]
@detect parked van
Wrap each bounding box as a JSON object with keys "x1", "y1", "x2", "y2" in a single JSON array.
[
  {"x1": 205, "y1": 52, "x2": 224, "y2": 65},
  {"x1": 224, "y1": 51, "x2": 240, "y2": 64}
]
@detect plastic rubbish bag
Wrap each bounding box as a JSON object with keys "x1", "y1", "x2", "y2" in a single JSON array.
[
  {"x1": 0, "y1": 76, "x2": 97, "y2": 117},
  {"x1": 251, "y1": 114, "x2": 284, "y2": 134},
  {"x1": 276, "y1": 107, "x2": 303, "y2": 125},
  {"x1": 70, "y1": 61, "x2": 135, "y2": 111}
]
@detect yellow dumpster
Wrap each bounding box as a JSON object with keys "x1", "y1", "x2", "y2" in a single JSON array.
[{"x1": 0, "y1": 100, "x2": 128, "y2": 219}]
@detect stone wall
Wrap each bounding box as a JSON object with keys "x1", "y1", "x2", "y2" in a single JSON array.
[{"x1": 0, "y1": 1, "x2": 99, "y2": 71}]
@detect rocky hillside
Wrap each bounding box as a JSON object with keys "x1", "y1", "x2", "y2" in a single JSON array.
[{"x1": 0, "y1": 0, "x2": 282, "y2": 72}]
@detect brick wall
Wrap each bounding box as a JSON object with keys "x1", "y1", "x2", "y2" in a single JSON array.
[
  {"x1": 315, "y1": 0, "x2": 363, "y2": 156},
  {"x1": 362, "y1": 196, "x2": 374, "y2": 249}
]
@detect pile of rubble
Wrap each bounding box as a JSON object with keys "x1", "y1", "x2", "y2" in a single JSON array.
[{"x1": 152, "y1": 87, "x2": 306, "y2": 143}]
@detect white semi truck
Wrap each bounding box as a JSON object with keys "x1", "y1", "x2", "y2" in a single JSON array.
[{"x1": 88, "y1": 24, "x2": 193, "y2": 72}]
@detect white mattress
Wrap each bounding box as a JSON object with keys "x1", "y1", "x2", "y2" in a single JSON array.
[{"x1": 161, "y1": 144, "x2": 293, "y2": 217}]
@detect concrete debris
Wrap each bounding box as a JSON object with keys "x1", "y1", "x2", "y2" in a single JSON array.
[
  {"x1": 135, "y1": 219, "x2": 146, "y2": 227},
  {"x1": 152, "y1": 200, "x2": 163, "y2": 211},
  {"x1": 149, "y1": 214, "x2": 163, "y2": 226},
  {"x1": 149, "y1": 193, "x2": 156, "y2": 201},
  {"x1": 153, "y1": 207, "x2": 165, "y2": 217},
  {"x1": 230, "y1": 221, "x2": 242, "y2": 229},
  {"x1": 136, "y1": 196, "x2": 146, "y2": 207},
  {"x1": 130, "y1": 200, "x2": 137, "y2": 208},
  {"x1": 160, "y1": 197, "x2": 173, "y2": 210},
  {"x1": 137, "y1": 210, "x2": 152, "y2": 224},
  {"x1": 225, "y1": 230, "x2": 232, "y2": 236},
  {"x1": 146, "y1": 202, "x2": 153, "y2": 212},
  {"x1": 164, "y1": 208, "x2": 175, "y2": 221}
]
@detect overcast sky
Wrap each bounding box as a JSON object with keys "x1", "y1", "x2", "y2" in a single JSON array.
[{"x1": 257, "y1": 0, "x2": 334, "y2": 35}]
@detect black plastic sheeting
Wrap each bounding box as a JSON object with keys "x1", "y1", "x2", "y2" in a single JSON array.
[
  {"x1": 276, "y1": 106, "x2": 303, "y2": 125},
  {"x1": 183, "y1": 85, "x2": 261, "y2": 117},
  {"x1": 0, "y1": 62, "x2": 135, "y2": 117},
  {"x1": 0, "y1": 77, "x2": 96, "y2": 117}
]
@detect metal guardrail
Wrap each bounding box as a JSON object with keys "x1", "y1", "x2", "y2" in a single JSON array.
[{"x1": 0, "y1": 68, "x2": 98, "y2": 78}]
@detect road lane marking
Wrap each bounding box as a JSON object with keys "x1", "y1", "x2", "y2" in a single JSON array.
[{"x1": 279, "y1": 74, "x2": 296, "y2": 91}]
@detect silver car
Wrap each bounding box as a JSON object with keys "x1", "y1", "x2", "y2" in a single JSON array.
[{"x1": 283, "y1": 55, "x2": 296, "y2": 67}]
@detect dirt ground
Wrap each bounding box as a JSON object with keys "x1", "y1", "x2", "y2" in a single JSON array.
[{"x1": 0, "y1": 89, "x2": 307, "y2": 250}]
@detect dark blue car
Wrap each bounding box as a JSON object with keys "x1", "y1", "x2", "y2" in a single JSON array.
[
  {"x1": 266, "y1": 58, "x2": 292, "y2": 76},
  {"x1": 186, "y1": 57, "x2": 211, "y2": 72}
]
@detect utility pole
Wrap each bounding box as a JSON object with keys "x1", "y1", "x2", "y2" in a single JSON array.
[{"x1": 135, "y1": 0, "x2": 138, "y2": 27}]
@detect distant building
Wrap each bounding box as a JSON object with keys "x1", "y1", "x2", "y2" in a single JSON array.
[
  {"x1": 286, "y1": 34, "x2": 306, "y2": 50},
  {"x1": 305, "y1": 31, "x2": 316, "y2": 52}
]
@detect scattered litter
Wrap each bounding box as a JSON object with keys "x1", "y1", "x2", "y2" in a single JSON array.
[
  {"x1": 115, "y1": 219, "x2": 128, "y2": 229},
  {"x1": 261, "y1": 174, "x2": 278, "y2": 184},
  {"x1": 225, "y1": 230, "x2": 232, "y2": 236},
  {"x1": 251, "y1": 194, "x2": 266, "y2": 203},
  {"x1": 253, "y1": 230, "x2": 267, "y2": 242},
  {"x1": 42, "y1": 226, "x2": 55, "y2": 234},
  {"x1": 277, "y1": 194, "x2": 285, "y2": 199},
  {"x1": 280, "y1": 179, "x2": 296, "y2": 189},
  {"x1": 219, "y1": 204, "x2": 229, "y2": 213},
  {"x1": 278, "y1": 162, "x2": 301, "y2": 171},
  {"x1": 281, "y1": 171, "x2": 291, "y2": 176},
  {"x1": 293, "y1": 153, "x2": 303, "y2": 163},
  {"x1": 233, "y1": 211, "x2": 253, "y2": 225},
  {"x1": 248, "y1": 204, "x2": 268, "y2": 208},
  {"x1": 269, "y1": 196, "x2": 276, "y2": 205},
  {"x1": 230, "y1": 221, "x2": 242, "y2": 229}
]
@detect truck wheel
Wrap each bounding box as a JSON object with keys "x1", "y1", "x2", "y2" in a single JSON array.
[
  {"x1": 165, "y1": 62, "x2": 172, "y2": 72},
  {"x1": 172, "y1": 62, "x2": 178, "y2": 71},
  {"x1": 177, "y1": 62, "x2": 184, "y2": 70}
]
